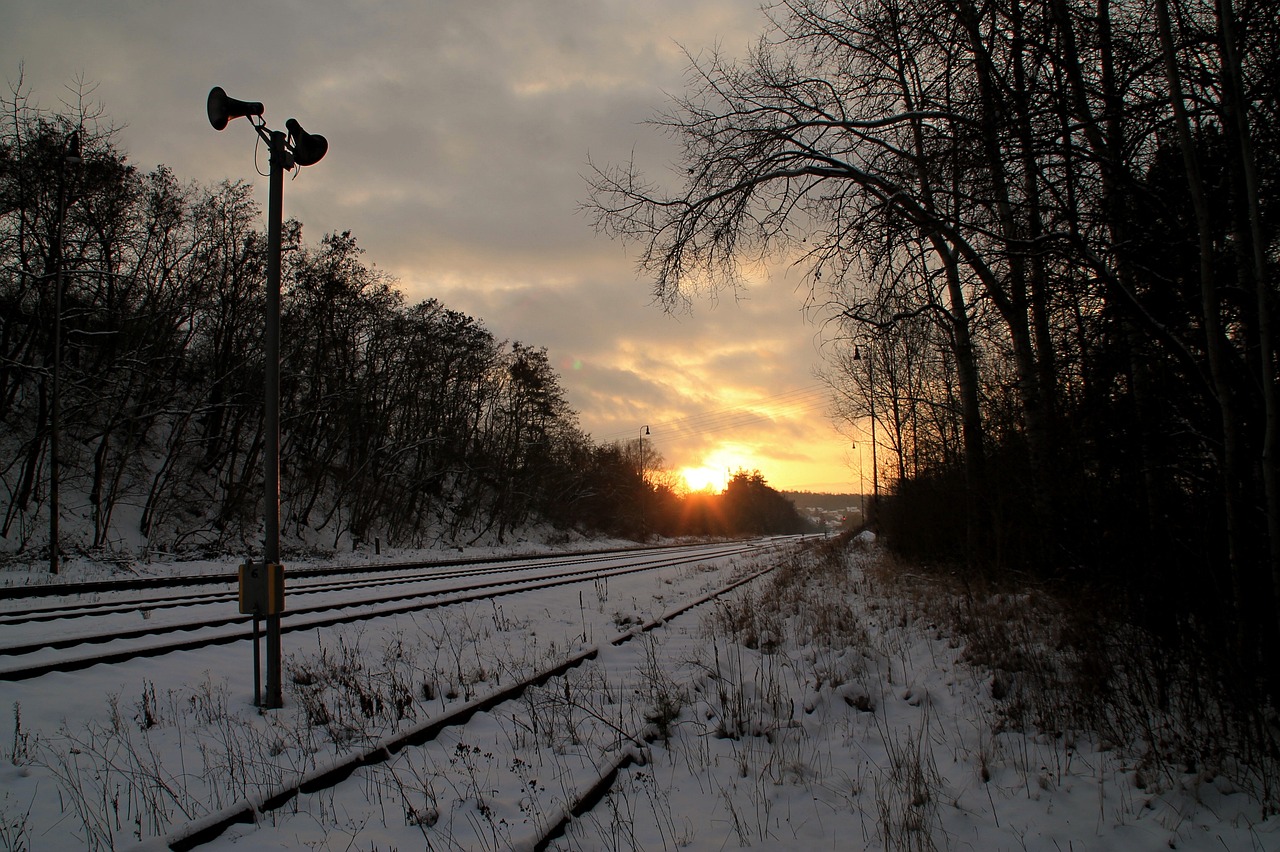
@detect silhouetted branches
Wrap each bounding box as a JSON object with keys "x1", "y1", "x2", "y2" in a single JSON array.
[
  {"x1": 587, "y1": 0, "x2": 1280, "y2": 699},
  {"x1": 0, "y1": 80, "x2": 809, "y2": 560}
]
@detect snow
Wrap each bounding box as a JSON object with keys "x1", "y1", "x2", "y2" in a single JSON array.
[{"x1": 1, "y1": 536, "x2": 1276, "y2": 851}]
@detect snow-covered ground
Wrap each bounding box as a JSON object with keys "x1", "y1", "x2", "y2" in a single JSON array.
[{"x1": 1, "y1": 535, "x2": 1276, "y2": 850}]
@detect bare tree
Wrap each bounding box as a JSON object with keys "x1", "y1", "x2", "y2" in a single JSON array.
[{"x1": 586, "y1": 0, "x2": 1280, "y2": 688}]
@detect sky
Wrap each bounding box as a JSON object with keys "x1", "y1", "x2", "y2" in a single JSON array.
[{"x1": 2, "y1": 0, "x2": 865, "y2": 494}]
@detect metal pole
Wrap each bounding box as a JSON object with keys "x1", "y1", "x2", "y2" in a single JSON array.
[
  {"x1": 639, "y1": 427, "x2": 643, "y2": 538},
  {"x1": 264, "y1": 129, "x2": 285, "y2": 709},
  {"x1": 860, "y1": 462, "x2": 866, "y2": 525},
  {"x1": 853, "y1": 442, "x2": 865, "y2": 527},
  {"x1": 869, "y1": 349, "x2": 878, "y2": 529},
  {"x1": 639, "y1": 426, "x2": 649, "y2": 540},
  {"x1": 253, "y1": 612, "x2": 262, "y2": 707},
  {"x1": 50, "y1": 199, "x2": 63, "y2": 576},
  {"x1": 209, "y1": 89, "x2": 323, "y2": 710},
  {"x1": 49, "y1": 143, "x2": 75, "y2": 575}
]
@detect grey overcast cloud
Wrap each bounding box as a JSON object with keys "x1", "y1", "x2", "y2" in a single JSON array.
[{"x1": 3, "y1": 0, "x2": 859, "y2": 493}]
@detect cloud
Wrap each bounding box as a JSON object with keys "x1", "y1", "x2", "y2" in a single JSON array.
[{"x1": 3, "y1": 0, "x2": 857, "y2": 491}]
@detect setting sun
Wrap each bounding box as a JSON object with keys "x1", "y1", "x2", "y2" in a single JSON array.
[
  {"x1": 677, "y1": 446, "x2": 759, "y2": 493},
  {"x1": 679, "y1": 466, "x2": 726, "y2": 493}
]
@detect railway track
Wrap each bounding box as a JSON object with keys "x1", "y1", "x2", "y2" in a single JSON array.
[
  {"x1": 138, "y1": 539, "x2": 807, "y2": 851},
  {"x1": 0, "y1": 538, "x2": 762, "y2": 603},
  {"x1": 0, "y1": 539, "x2": 788, "y2": 680},
  {"x1": 0, "y1": 542, "x2": 747, "y2": 625}
]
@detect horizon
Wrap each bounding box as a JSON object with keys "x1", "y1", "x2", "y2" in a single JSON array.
[{"x1": 1, "y1": 0, "x2": 864, "y2": 494}]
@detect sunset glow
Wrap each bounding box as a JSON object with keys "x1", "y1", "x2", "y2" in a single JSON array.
[
  {"x1": 677, "y1": 445, "x2": 761, "y2": 493},
  {"x1": 679, "y1": 466, "x2": 727, "y2": 493},
  {"x1": 4, "y1": 2, "x2": 859, "y2": 498}
]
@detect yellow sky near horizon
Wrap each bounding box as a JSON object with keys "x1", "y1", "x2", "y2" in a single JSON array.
[{"x1": 4, "y1": 0, "x2": 868, "y2": 494}]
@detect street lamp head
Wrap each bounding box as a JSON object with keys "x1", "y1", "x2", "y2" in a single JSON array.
[
  {"x1": 285, "y1": 118, "x2": 328, "y2": 167},
  {"x1": 207, "y1": 86, "x2": 264, "y2": 131},
  {"x1": 64, "y1": 130, "x2": 82, "y2": 165}
]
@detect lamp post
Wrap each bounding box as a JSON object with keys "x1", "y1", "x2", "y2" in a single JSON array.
[
  {"x1": 639, "y1": 426, "x2": 650, "y2": 539},
  {"x1": 852, "y1": 441, "x2": 865, "y2": 527},
  {"x1": 208, "y1": 86, "x2": 327, "y2": 709},
  {"x1": 853, "y1": 345, "x2": 878, "y2": 528},
  {"x1": 49, "y1": 129, "x2": 81, "y2": 575}
]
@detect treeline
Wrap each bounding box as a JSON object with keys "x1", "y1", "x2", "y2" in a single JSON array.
[
  {"x1": 587, "y1": 0, "x2": 1279, "y2": 693},
  {"x1": 0, "y1": 90, "x2": 804, "y2": 557},
  {"x1": 652, "y1": 470, "x2": 813, "y2": 538},
  {"x1": 785, "y1": 491, "x2": 861, "y2": 513}
]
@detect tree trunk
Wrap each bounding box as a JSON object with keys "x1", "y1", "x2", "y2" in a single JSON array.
[
  {"x1": 957, "y1": 0, "x2": 1056, "y2": 555},
  {"x1": 1155, "y1": 0, "x2": 1252, "y2": 654},
  {"x1": 1216, "y1": 0, "x2": 1280, "y2": 653}
]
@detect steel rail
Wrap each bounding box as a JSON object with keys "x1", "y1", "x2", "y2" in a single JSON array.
[
  {"x1": 0, "y1": 538, "x2": 763, "y2": 601},
  {"x1": 139, "y1": 544, "x2": 799, "y2": 852},
  {"x1": 0, "y1": 541, "x2": 778, "y2": 681},
  {"x1": 0, "y1": 544, "x2": 738, "y2": 626}
]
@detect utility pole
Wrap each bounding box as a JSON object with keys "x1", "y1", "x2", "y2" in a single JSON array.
[
  {"x1": 263, "y1": 126, "x2": 285, "y2": 709},
  {"x1": 209, "y1": 86, "x2": 327, "y2": 709},
  {"x1": 639, "y1": 425, "x2": 650, "y2": 539},
  {"x1": 49, "y1": 130, "x2": 81, "y2": 574},
  {"x1": 854, "y1": 344, "x2": 878, "y2": 529}
]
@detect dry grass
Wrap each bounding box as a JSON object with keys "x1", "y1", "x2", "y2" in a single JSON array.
[{"x1": 863, "y1": 548, "x2": 1280, "y2": 814}]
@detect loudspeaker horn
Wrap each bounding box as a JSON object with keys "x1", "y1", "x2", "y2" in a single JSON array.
[
  {"x1": 207, "y1": 86, "x2": 264, "y2": 131},
  {"x1": 286, "y1": 118, "x2": 328, "y2": 167}
]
